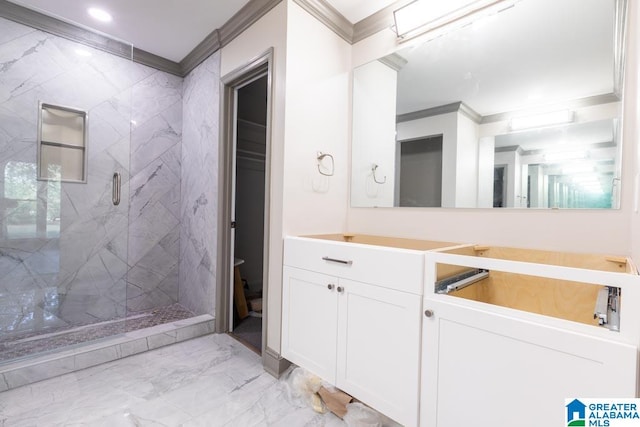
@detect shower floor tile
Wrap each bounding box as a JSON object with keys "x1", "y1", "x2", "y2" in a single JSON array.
[{"x1": 0, "y1": 303, "x2": 194, "y2": 364}]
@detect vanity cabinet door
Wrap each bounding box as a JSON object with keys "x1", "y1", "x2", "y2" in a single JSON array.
[
  {"x1": 420, "y1": 297, "x2": 637, "y2": 427},
  {"x1": 281, "y1": 266, "x2": 339, "y2": 383},
  {"x1": 336, "y1": 279, "x2": 422, "y2": 427}
]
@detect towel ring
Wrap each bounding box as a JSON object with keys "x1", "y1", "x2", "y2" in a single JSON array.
[
  {"x1": 372, "y1": 164, "x2": 386, "y2": 184},
  {"x1": 317, "y1": 152, "x2": 334, "y2": 176}
]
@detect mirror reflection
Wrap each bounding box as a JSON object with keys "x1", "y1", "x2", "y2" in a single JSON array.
[{"x1": 351, "y1": 0, "x2": 625, "y2": 209}]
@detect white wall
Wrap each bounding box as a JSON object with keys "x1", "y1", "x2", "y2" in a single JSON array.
[
  {"x1": 351, "y1": 60, "x2": 397, "y2": 207},
  {"x1": 477, "y1": 136, "x2": 495, "y2": 207},
  {"x1": 221, "y1": 0, "x2": 351, "y2": 354},
  {"x1": 528, "y1": 165, "x2": 546, "y2": 208},
  {"x1": 455, "y1": 112, "x2": 480, "y2": 207},
  {"x1": 348, "y1": 12, "x2": 636, "y2": 256},
  {"x1": 280, "y1": 0, "x2": 351, "y2": 349}
]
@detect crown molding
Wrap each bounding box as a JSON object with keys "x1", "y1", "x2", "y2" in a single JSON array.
[
  {"x1": 179, "y1": 30, "x2": 222, "y2": 76},
  {"x1": 292, "y1": 0, "x2": 353, "y2": 43},
  {"x1": 397, "y1": 93, "x2": 620, "y2": 126},
  {"x1": 459, "y1": 102, "x2": 483, "y2": 123},
  {"x1": 0, "y1": 0, "x2": 283, "y2": 77},
  {"x1": 134, "y1": 48, "x2": 183, "y2": 76},
  {"x1": 181, "y1": 0, "x2": 281, "y2": 75},
  {"x1": 481, "y1": 93, "x2": 621, "y2": 124},
  {"x1": 293, "y1": 0, "x2": 413, "y2": 45},
  {"x1": 378, "y1": 53, "x2": 407, "y2": 72},
  {"x1": 353, "y1": 0, "x2": 412, "y2": 44},
  {"x1": 397, "y1": 102, "x2": 465, "y2": 123},
  {"x1": 220, "y1": 0, "x2": 282, "y2": 47}
]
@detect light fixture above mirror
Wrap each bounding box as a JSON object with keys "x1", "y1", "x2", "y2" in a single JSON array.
[{"x1": 393, "y1": 0, "x2": 520, "y2": 41}]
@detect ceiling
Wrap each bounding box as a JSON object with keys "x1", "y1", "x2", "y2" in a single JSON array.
[{"x1": 6, "y1": 0, "x2": 393, "y2": 62}]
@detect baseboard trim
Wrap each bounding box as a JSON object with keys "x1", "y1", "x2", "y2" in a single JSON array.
[{"x1": 262, "y1": 346, "x2": 291, "y2": 378}]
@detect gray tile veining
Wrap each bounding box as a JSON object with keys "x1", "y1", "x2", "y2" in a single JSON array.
[
  {"x1": 0, "y1": 334, "x2": 348, "y2": 426},
  {"x1": 180, "y1": 53, "x2": 220, "y2": 316},
  {"x1": 127, "y1": 66, "x2": 183, "y2": 315}
]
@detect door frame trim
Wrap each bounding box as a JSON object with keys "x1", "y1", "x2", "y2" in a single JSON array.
[{"x1": 216, "y1": 48, "x2": 274, "y2": 361}]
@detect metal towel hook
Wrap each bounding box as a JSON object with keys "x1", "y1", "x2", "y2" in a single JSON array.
[
  {"x1": 371, "y1": 164, "x2": 386, "y2": 184},
  {"x1": 317, "y1": 152, "x2": 334, "y2": 176}
]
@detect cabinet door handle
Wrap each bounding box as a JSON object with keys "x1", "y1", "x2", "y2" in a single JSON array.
[
  {"x1": 424, "y1": 309, "x2": 434, "y2": 318},
  {"x1": 327, "y1": 284, "x2": 335, "y2": 290},
  {"x1": 337, "y1": 286, "x2": 344, "y2": 293},
  {"x1": 322, "y1": 256, "x2": 353, "y2": 266}
]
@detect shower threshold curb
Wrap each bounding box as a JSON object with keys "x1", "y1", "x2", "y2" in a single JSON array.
[{"x1": 0, "y1": 314, "x2": 215, "y2": 392}]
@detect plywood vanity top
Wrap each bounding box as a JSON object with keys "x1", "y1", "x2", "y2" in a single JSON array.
[
  {"x1": 442, "y1": 244, "x2": 635, "y2": 274},
  {"x1": 302, "y1": 233, "x2": 460, "y2": 251}
]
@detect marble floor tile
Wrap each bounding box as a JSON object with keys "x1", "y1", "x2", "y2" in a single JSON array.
[{"x1": 0, "y1": 334, "x2": 350, "y2": 426}]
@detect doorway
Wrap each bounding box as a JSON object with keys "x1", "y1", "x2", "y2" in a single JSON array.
[
  {"x1": 231, "y1": 75, "x2": 268, "y2": 352},
  {"x1": 493, "y1": 165, "x2": 507, "y2": 208},
  {"x1": 217, "y1": 50, "x2": 272, "y2": 357},
  {"x1": 397, "y1": 135, "x2": 443, "y2": 207}
]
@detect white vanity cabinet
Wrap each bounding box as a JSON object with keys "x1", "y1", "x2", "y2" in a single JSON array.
[
  {"x1": 420, "y1": 250, "x2": 640, "y2": 427},
  {"x1": 281, "y1": 236, "x2": 425, "y2": 427}
]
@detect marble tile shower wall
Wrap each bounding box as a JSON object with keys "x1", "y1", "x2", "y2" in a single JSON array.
[
  {"x1": 0, "y1": 16, "x2": 186, "y2": 337},
  {"x1": 127, "y1": 60, "x2": 183, "y2": 314},
  {"x1": 179, "y1": 53, "x2": 220, "y2": 316}
]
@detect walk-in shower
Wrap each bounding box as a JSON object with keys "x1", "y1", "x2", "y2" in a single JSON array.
[{"x1": 0, "y1": 12, "x2": 199, "y2": 367}]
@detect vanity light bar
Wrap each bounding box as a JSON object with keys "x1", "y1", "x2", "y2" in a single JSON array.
[
  {"x1": 509, "y1": 110, "x2": 574, "y2": 132},
  {"x1": 393, "y1": 0, "x2": 519, "y2": 41}
]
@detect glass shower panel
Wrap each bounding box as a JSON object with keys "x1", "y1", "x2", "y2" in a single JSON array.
[{"x1": 0, "y1": 16, "x2": 132, "y2": 362}]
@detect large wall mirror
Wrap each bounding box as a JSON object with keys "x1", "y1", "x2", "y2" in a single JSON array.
[{"x1": 351, "y1": 0, "x2": 627, "y2": 209}]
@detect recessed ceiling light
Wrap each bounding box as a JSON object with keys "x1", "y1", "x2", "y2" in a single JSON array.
[
  {"x1": 88, "y1": 7, "x2": 112, "y2": 22},
  {"x1": 75, "y1": 49, "x2": 92, "y2": 57}
]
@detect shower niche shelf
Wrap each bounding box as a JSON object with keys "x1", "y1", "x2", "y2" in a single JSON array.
[{"x1": 38, "y1": 102, "x2": 88, "y2": 183}]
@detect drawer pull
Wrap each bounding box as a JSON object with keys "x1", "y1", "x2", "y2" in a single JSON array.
[
  {"x1": 322, "y1": 256, "x2": 353, "y2": 266},
  {"x1": 337, "y1": 286, "x2": 344, "y2": 293},
  {"x1": 327, "y1": 284, "x2": 335, "y2": 290}
]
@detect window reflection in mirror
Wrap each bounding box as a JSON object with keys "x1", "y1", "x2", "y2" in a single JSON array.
[{"x1": 350, "y1": 0, "x2": 625, "y2": 209}]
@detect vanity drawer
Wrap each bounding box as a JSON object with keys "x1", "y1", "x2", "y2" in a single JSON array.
[{"x1": 283, "y1": 236, "x2": 424, "y2": 294}]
